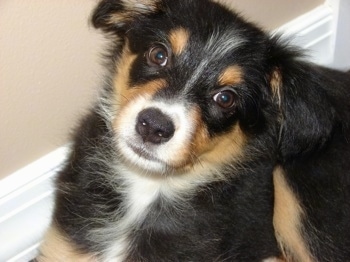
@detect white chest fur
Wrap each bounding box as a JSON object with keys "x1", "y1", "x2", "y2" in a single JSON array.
[
  {"x1": 101, "y1": 170, "x2": 163, "y2": 261},
  {"x1": 100, "y1": 162, "x2": 224, "y2": 261},
  {"x1": 101, "y1": 168, "x2": 191, "y2": 261}
]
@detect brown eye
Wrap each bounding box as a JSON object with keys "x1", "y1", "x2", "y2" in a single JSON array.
[
  {"x1": 213, "y1": 89, "x2": 236, "y2": 109},
  {"x1": 147, "y1": 45, "x2": 169, "y2": 67}
]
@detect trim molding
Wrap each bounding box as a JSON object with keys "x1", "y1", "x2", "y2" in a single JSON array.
[
  {"x1": 274, "y1": 4, "x2": 334, "y2": 66},
  {"x1": 1, "y1": 3, "x2": 347, "y2": 261},
  {"x1": 0, "y1": 146, "x2": 69, "y2": 262},
  {"x1": 326, "y1": 0, "x2": 350, "y2": 69}
]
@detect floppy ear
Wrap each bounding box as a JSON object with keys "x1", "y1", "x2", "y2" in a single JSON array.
[
  {"x1": 91, "y1": 0, "x2": 161, "y2": 34},
  {"x1": 268, "y1": 43, "x2": 336, "y2": 161}
]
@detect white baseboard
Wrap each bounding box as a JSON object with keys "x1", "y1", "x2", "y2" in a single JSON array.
[
  {"x1": 0, "y1": 146, "x2": 69, "y2": 262},
  {"x1": 328, "y1": 0, "x2": 350, "y2": 70},
  {"x1": 274, "y1": 4, "x2": 334, "y2": 66},
  {"x1": 0, "y1": 3, "x2": 347, "y2": 261}
]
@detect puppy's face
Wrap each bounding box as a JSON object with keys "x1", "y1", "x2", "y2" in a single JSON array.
[{"x1": 93, "y1": 0, "x2": 273, "y2": 175}]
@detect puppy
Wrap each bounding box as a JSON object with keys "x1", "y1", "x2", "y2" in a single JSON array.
[{"x1": 36, "y1": 0, "x2": 350, "y2": 261}]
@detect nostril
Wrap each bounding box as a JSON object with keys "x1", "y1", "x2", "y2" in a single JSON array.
[
  {"x1": 136, "y1": 108, "x2": 175, "y2": 144},
  {"x1": 136, "y1": 119, "x2": 149, "y2": 138}
]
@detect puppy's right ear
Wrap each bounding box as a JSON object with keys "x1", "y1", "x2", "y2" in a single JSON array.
[{"x1": 91, "y1": 0, "x2": 161, "y2": 35}]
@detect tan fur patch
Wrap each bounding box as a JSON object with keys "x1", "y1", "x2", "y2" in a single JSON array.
[
  {"x1": 169, "y1": 106, "x2": 246, "y2": 171},
  {"x1": 37, "y1": 226, "x2": 96, "y2": 262},
  {"x1": 169, "y1": 28, "x2": 190, "y2": 55},
  {"x1": 218, "y1": 65, "x2": 243, "y2": 87},
  {"x1": 113, "y1": 44, "x2": 137, "y2": 107},
  {"x1": 273, "y1": 166, "x2": 314, "y2": 262},
  {"x1": 109, "y1": 1, "x2": 159, "y2": 25},
  {"x1": 270, "y1": 69, "x2": 282, "y2": 107},
  {"x1": 113, "y1": 44, "x2": 167, "y2": 109},
  {"x1": 109, "y1": 12, "x2": 134, "y2": 26},
  {"x1": 263, "y1": 257, "x2": 286, "y2": 262},
  {"x1": 197, "y1": 124, "x2": 246, "y2": 166},
  {"x1": 119, "y1": 79, "x2": 167, "y2": 108}
]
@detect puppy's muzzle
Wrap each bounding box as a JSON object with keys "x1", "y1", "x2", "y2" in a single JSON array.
[{"x1": 136, "y1": 107, "x2": 175, "y2": 144}]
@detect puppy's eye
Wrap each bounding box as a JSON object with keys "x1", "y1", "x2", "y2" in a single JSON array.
[
  {"x1": 147, "y1": 45, "x2": 169, "y2": 67},
  {"x1": 213, "y1": 89, "x2": 236, "y2": 109}
]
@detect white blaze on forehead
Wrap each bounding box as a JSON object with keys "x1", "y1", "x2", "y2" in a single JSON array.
[
  {"x1": 206, "y1": 30, "x2": 245, "y2": 59},
  {"x1": 121, "y1": 0, "x2": 159, "y2": 12},
  {"x1": 184, "y1": 30, "x2": 245, "y2": 92}
]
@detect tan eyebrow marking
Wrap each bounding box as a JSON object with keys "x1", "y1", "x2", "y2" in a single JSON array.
[
  {"x1": 169, "y1": 27, "x2": 190, "y2": 55},
  {"x1": 218, "y1": 65, "x2": 243, "y2": 86}
]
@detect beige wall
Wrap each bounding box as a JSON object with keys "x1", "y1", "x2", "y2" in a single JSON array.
[
  {"x1": 230, "y1": 0, "x2": 324, "y2": 29},
  {"x1": 0, "y1": 0, "x2": 104, "y2": 178},
  {"x1": 0, "y1": 0, "x2": 324, "y2": 179}
]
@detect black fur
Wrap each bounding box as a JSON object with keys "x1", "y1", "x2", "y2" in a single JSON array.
[
  {"x1": 278, "y1": 65, "x2": 350, "y2": 261},
  {"x1": 45, "y1": 0, "x2": 350, "y2": 261}
]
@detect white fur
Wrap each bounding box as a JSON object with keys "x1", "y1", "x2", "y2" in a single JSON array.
[
  {"x1": 262, "y1": 257, "x2": 284, "y2": 262},
  {"x1": 96, "y1": 95, "x2": 198, "y2": 260},
  {"x1": 100, "y1": 161, "x2": 224, "y2": 261},
  {"x1": 122, "y1": 0, "x2": 159, "y2": 14},
  {"x1": 115, "y1": 95, "x2": 195, "y2": 174},
  {"x1": 101, "y1": 168, "x2": 163, "y2": 261},
  {"x1": 184, "y1": 30, "x2": 245, "y2": 92}
]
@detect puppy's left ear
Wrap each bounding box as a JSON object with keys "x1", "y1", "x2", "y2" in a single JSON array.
[
  {"x1": 91, "y1": 0, "x2": 161, "y2": 34},
  {"x1": 268, "y1": 46, "x2": 336, "y2": 161}
]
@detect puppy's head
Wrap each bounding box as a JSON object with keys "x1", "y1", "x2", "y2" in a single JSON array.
[{"x1": 92, "y1": 0, "x2": 277, "y2": 175}]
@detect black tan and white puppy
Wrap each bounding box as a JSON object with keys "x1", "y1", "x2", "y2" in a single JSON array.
[{"x1": 35, "y1": 0, "x2": 350, "y2": 261}]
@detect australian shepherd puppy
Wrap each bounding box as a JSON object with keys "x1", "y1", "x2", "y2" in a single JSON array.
[{"x1": 35, "y1": 0, "x2": 350, "y2": 261}]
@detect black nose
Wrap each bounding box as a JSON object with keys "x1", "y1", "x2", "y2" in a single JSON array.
[{"x1": 136, "y1": 108, "x2": 175, "y2": 144}]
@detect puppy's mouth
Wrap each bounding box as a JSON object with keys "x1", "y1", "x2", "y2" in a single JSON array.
[
  {"x1": 121, "y1": 140, "x2": 181, "y2": 174},
  {"x1": 126, "y1": 142, "x2": 160, "y2": 163}
]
